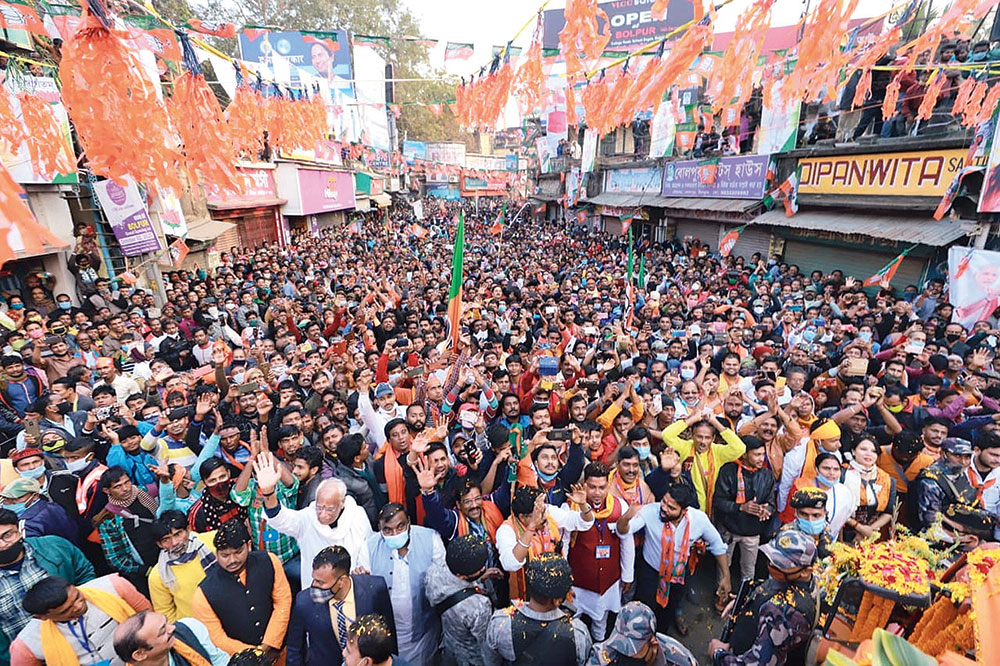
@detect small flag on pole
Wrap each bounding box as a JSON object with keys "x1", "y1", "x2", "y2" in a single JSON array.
[
  {"x1": 862, "y1": 247, "x2": 914, "y2": 287},
  {"x1": 620, "y1": 214, "x2": 634, "y2": 236},
  {"x1": 625, "y1": 226, "x2": 635, "y2": 330},
  {"x1": 719, "y1": 225, "x2": 746, "y2": 258},
  {"x1": 533, "y1": 202, "x2": 546, "y2": 214},
  {"x1": 445, "y1": 42, "x2": 475, "y2": 60},
  {"x1": 697, "y1": 157, "x2": 720, "y2": 185},
  {"x1": 637, "y1": 253, "x2": 646, "y2": 289},
  {"x1": 447, "y1": 213, "x2": 466, "y2": 346},
  {"x1": 408, "y1": 224, "x2": 428, "y2": 238},
  {"x1": 779, "y1": 172, "x2": 799, "y2": 217},
  {"x1": 490, "y1": 203, "x2": 506, "y2": 235}
]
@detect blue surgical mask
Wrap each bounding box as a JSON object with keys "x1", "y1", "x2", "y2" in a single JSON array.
[
  {"x1": 797, "y1": 516, "x2": 827, "y2": 535},
  {"x1": 383, "y1": 529, "x2": 409, "y2": 551},
  {"x1": 634, "y1": 445, "x2": 651, "y2": 460},
  {"x1": 535, "y1": 467, "x2": 559, "y2": 483},
  {"x1": 18, "y1": 466, "x2": 45, "y2": 480},
  {"x1": 680, "y1": 368, "x2": 696, "y2": 381},
  {"x1": 10, "y1": 303, "x2": 23, "y2": 310},
  {"x1": 4, "y1": 501, "x2": 27, "y2": 515},
  {"x1": 817, "y1": 474, "x2": 837, "y2": 487},
  {"x1": 803, "y1": 328, "x2": 816, "y2": 342},
  {"x1": 498, "y1": 305, "x2": 506, "y2": 314},
  {"x1": 58, "y1": 302, "x2": 72, "y2": 310}
]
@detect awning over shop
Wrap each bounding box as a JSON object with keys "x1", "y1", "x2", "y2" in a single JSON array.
[
  {"x1": 585, "y1": 192, "x2": 670, "y2": 207},
  {"x1": 355, "y1": 197, "x2": 371, "y2": 212},
  {"x1": 372, "y1": 193, "x2": 392, "y2": 207},
  {"x1": 184, "y1": 218, "x2": 237, "y2": 242},
  {"x1": 531, "y1": 193, "x2": 562, "y2": 202},
  {"x1": 754, "y1": 209, "x2": 970, "y2": 247},
  {"x1": 207, "y1": 198, "x2": 286, "y2": 211},
  {"x1": 584, "y1": 192, "x2": 760, "y2": 213}
]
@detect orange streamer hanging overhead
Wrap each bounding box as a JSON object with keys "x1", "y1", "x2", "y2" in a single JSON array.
[
  {"x1": 512, "y1": 40, "x2": 546, "y2": 115},
  {"x1": 708, "y1": 0, "x2": 773, "y2": 114},
  {"x1": 0, "y1": 163, "x2": 68, "y2": 264},
  {"x1": 16, "y1": 92, "x2": 75, "y2": 181},
  {"x1": 784, "y1": 0, "x2": 860, "y2": 104},
  {"x1": 560, "y1": 0, "x2": 611, "y2": 80},
  {"x1": 58, "y1": 8, "x2": 183, "y2": 192},
  {"x1": 225, "y1": 85, "x2": 265, "y2": 158},
  {"x1": 0, "y1": 88, "x2": 24, "y2": 151}
]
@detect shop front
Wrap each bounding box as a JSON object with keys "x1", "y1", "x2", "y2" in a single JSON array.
[
  {"x1": 658, "y1": 155, "x2": 770, "y2": 255},
  {"x1": 356, "y1": 172, "x2": 392, "y2": 208},
  {"x1": 274, "y1": 161, "x2": 357, "y2": 233},
  {"x1": 532, "y1": 176, "x2": 564, "y2": 220},
  {"x1": 765, "y1": 144, "x2": 982, "y2": 283},
  {"x1": 586, "y1": 165, "x2": 665, "y2": 239},
  {"x1": 205, "y1": 163, "x2": 286, "y2": 250}
]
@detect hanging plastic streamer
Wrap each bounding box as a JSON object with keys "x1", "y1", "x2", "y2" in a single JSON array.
[
  {"x1": 917, "y1": 71, "x2": 944, "y2": 121},
  {"x1": 480, "y1": 50, "x2": 515, "y2": 128},
  {"x1": 951, "y1": 75, "x2": 977, "y2": 117},
  {"x1": 58, "y1": 0, "x2": 183, "y2": 192},
  {"x1": 881, "y1": 76, "x2": 901, "y2": 121},
  {"x1": 224, "y1": 64, "x2": 265, "y2": 158},
  {"x1": 708, "y1": 0, "x2": 773, "y2": 114},
  {"x1": 0, "y1": 87, "x2": 25, "y2": 150},
  {"x1": 651, "y1": 0, "x2": 670, "y2": 20},
  {"x1": 973, "y1": 83, "x2": 1000, "y2": 126},
  {"x1": 455, "y1": 78, "x2": 470, "y2": 126},
  {"x1": 581, "y1": 70, "x2": 613, "y2": 136},
  {"x1": 630, "y1": 40, "x2": 668, "y2": 113},
  {"x1": 604, "y1": 62, "x2": 638, "y2": 134},
  {"x1": 784, "y1": 0, "x2": 860, "y2": 104},
  {"x1": 168, "y1": 32, "x2": 240, "y2": 193},
  {"x1": 16, "y1": 91, "x2": 75, "y2": 180},
  {"x1": 265, "y1": 86, "x2": 294, "y2": 154},
  {"x1": 304, "y1": 87, "x2": 328, "y2": 147},
  {"x1": 512, "y1": 22, "x2": 546, "y2": 116},
  {"x1": 851, "y1": 68, "x2": 872, "y2": 110},
  {"x1": 638, "y1": 18, "x2": 713, "y2": 116},
  {"x1": 559, "y1": 0, "x2": 611, "y2": 80},
  {"x1": 962, "y1": 79, "x2": 989, "y2": 126},
  {"x1": 0, "y1": 164, "x2": 67, "y2": 260}
]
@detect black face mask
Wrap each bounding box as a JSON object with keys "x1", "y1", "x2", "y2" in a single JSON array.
[
  {"x1": 0, "y1": 539, "x2": 24, "y2": 566},
  {"x1": 56, "y1": 402, "x2": 72, "y2": 416}
]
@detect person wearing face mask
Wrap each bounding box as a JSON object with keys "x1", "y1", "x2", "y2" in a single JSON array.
[
  {"x1": 286, "y1": 545, "x2": 395, "y2": 666},
  {"x1": 713, "y1": 437, "x2": 775, "y2": 586},
  {"x1": 16, "y1": 394, "x2": 89, "y2": 453},
  {"x1": 354, "y1": 503, "x2": 445, "y2": 666},
  {"x1": 586, "y1": 601, "x2": 698, "y2": 666},
  {"x1": 0, "y1": 474, "x2": 77, "y2": 543},
  {"x1": 47, "y1": 436, "x2": 109, "y2": 548},
  {"x1": 188, "y1": 458, "x2": 248, "y2": 533},
  {"x1": 11, "y1": 446, "x2": 56, "y2": 492},
  {"x1": 423, "y1": 535, "x2": 495, "y2": 666},
  {"x1": 709, "y1": 530, "x2": 818, "y2": 666},
  {"x1": 0, "y1": 507, "x2": 95, "y2": 663},
  {"x1": 912, "y1": 437, "x2": 980, "y2": 532},
  {"x1": 785, "y1": 487, "x2": 834, "y2": 559},
  {"x1": 777, "y1": 417, "x2": 842, "y2": 514}
]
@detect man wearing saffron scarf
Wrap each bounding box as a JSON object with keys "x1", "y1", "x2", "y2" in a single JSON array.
[
  {"x1": 713, "y1": 436, "x2": 775, "y2": 585},
  {"x1": 616, "y1": 483, "x2": 729, "y2": 636},
  {"x1": 566, "y1": 462, "x2": 634, "y2": 641},
  {"x1": 609, "y1": 446, "x2": 654, "y2": 508},
  {"x1": 660, "y1": 409, "x2": 746, "y2": 515},
  {"x1": 372, "y1": 419, "x2": 412, "y2": 509},
  {"x1": 496, "y1": 484, "x2": 594, "y2": 601},
  {"x1": 777, "y1": 417, "x2": 842, "y2": 513},
  {"x1": 12, "y1": 574, "x2": 152, "y2": 665}
]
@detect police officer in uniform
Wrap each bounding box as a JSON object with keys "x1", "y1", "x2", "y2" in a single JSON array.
[
  {"x1": 483, "y1": 552, "x2": 592, "y2": 666},
  {"x1": 709, "y1": 530, "x2": 818, "y2": 666},
  {"x1": 913, "y1": 438, "x2": 979, "y2": 532},
  {"x1": 786, "y1": 487, "x2": 834, "y2": 560}
]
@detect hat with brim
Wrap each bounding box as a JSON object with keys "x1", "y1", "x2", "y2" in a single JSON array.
[
  {"x1": 0, "y1": 477, "x2": 41, "y2": 499},
  {"x1": 760, "y1": 527, "x2": 818, "y2": 569}
]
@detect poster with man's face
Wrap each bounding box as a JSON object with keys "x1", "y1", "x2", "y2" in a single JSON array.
[{"x1": 948, "y1": 246, "x2": 1000, "y2": 330}]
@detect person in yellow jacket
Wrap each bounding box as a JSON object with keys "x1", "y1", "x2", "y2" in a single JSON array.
[
  {"x1": 659, "y1": 408, "x2": 747, "y2": 514},
  {"x1": 147, "y1": 510, "x2": 218, "y2": 622}
]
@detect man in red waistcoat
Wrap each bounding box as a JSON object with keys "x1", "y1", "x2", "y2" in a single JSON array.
[{"x1": 565, "y1": 462, "x2": 635, "y2": 641}]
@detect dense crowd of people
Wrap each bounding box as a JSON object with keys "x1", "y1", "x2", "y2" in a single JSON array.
[{"x1": 0, "y1": 195, "x2": 997, "y2": 666}]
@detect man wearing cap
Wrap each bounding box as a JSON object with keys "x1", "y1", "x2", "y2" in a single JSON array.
[
  {"x1": 787, "y1": 487, "x2": 834, "y2": 559},
  {"x1": 9, "y1": 446, "x2": 54, "y2": 493},
  {"x1": 709, "y1": 529, "x2": 818, "y2": 666},
  {"x1": 713, "y1": 436, "x2": 775, "y2": 586},
  {"x1": 586, "y1": 601, "x2": 697, "y2": 666},
  {"x1": 913, "y1": 437, "x2": 980, "y2": 531},
  {"x1": 0, "y1": 476, "x2": 77, "y2": 543},
  {"x1": 484, "y1": 553, "x2": 592, "y2": 666},
  {"x1": 425, "y1": 535, "x2": 495, "y2": 666},
  {"x1": 356, "y1": 369, "x2": 407, "y2": 450},
  {"x1": 93, "y1": 355, "x2": 142, "y2": 402}
]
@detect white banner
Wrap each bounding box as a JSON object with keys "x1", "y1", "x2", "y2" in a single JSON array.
[{"x1": 948, "y1": 246, "x2": 1000, "y2": 330}]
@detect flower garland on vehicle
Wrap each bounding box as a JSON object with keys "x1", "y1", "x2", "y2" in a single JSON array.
[{"x1": 817, "y1": 535, "x2": 941, "y2": 601}]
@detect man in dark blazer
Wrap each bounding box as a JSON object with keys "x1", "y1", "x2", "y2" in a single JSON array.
[{"x1": 286, "y1": 545, "x2": 397, "y2": 666}]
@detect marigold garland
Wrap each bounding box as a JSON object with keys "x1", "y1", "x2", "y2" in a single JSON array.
[
  {"x1": 849, "y1": 591, "x2": 894, "y2": 642},
  {"x1": 58, "y1": 10, "x2": 183, "y2": 192}
]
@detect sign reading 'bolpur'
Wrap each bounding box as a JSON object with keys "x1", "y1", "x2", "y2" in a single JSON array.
[{"x1": 798, "y1": 149, "x2": 979, "y2": 197}]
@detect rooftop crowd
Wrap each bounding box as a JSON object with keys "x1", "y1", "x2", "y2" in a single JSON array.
[{"x1": 0, "y1": 196, "x2": 997, "y2": 666}]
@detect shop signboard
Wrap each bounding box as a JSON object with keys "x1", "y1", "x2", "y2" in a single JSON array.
[
  {"x1": 605, "y1": 167, "x2": 663, "y2": 194},
  {"x1": 543, "y1": 0, "x2": 693, "y2": 50},
  {"x1": 798, "y1": 149, "x2": 978, "y2": 198},
  {"x1": 206, "y1": 166, "x2": 280, "y2": 208},
  {"x1": 661, "y1": 155, "x2": 770, "y2": 199},
  {"x1": 279, "y1": 168, "x2": 356, "y2": 215}
]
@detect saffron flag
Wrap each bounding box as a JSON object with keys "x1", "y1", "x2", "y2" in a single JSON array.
[
  {"x1": 448, "y1": 213, "x2": 466, "y2": 346},
  {"x1": 490, "y1": 203, "x2": 506, "y2": 235},
  {"x1": 620, "y1": 214, "x2": 634, "y2": 236},
  {"x1": 697, "y1": 157, "x2": 720, "y2": 185},
  {"x1": 719, "y1": 225, "x2": 746, "y2": 258},
  {"x1": 0, "y1": 0, "x2": 47, "y2": 35},
  {"x1": 409, "y1": 224, "x2": 428, "y2": 238},
  {"x1": 183, "y1": 19, "x2": 237, "y2": 39},
  {"x1": 863, "y1": 247, "x2": 913, "y2": 287},
  {"x1": 124, "y1": 15, "x2": 183, "y2": 62},
  {"x1": 445, "y1": 42, "x2": 474, "y2": 60},
  {"x1": 778, "y1": 172, "x2": 799, "y2": 217},
  {"x1": 533, "y1": 202, "x2": 546, "y2": 214},
  {"x1": 934, "y1": 166, "x2": 983, "y2": 220},
  {"x1": 169, "y1": 238, "x2": 190, "y2": 267}
]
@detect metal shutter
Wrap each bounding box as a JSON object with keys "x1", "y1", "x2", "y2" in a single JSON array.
[
  {"x1": 782, "y1": 239, "x2": 927, "y2": 287},
  {"x1": 724, "y1": 224, "x2": 772, "y2": 262},
  {"x1": 673, "y1": 220, "x2": 721, "y2": 249}
]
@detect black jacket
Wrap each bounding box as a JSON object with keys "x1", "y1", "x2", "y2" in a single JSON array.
[{"x1": 714, "y1": 461, "x2": 776, "y2": 537}]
